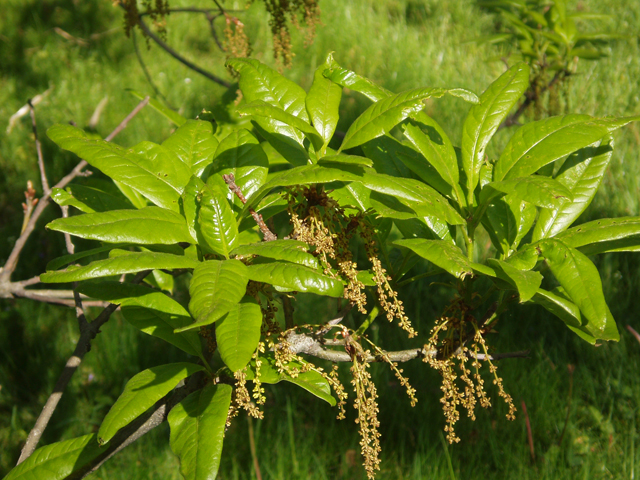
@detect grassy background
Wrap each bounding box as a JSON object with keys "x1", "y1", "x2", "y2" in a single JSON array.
[{"x1": 1, "y1": 0, "x2": 640, "y2": 478}]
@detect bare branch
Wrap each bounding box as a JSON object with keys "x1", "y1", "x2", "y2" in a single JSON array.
[
  {"x1": 223, "y1": 173, "x2": 277, "y2": 241},
  {"x1": 28, "y1": 100, "x2": 50, "y2": 196},
  {"x1": 0, "y1": 95, "x2": 150, "y2": 284},
  {"x1": 17, "y1": 271, "x2": 151, "y2": 464},
  {"x1": 136, "y1": 16, "x2": 232, "y2": 88},
  {"x1": 627, "y1": 324, "x2": 640, "y2": 345}
]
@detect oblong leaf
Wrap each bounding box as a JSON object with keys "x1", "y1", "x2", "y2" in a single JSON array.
[
  {"x1": 480, "y1": 175, "x2": 573, "y2": 209},
  {"x1": 486, "y1": 258, "x2": 542, "y2": 302},
  {"x1": 247, "y1": 354, "x2": 336, "y2": 406},
  {"x1": 162, "y1": 119, "x2": 219, "y2": 178},
  {"x1": 306, "y1": 53, "x2": 343, "y2": 147},
  {"x1": 46, "y1": 243, "x2": 129, "y2": 271},
  {"x1": 539, "y1": 239, "x2": 619, "y2": 340},
  {"x1": 51, "y1": 184, "x2": 134, "y2": 213},
  {"x1": 40, "y1": 252, "x2": 199, "y2": 283},
  {"x1": 555, "y1": 217, "x2": 640, "y2": 255},
  {"x1": 216, "y1": 298, "x2": 263, "y2": 372},
  {"x1": 494, "y1": 114, "x2": 609, "y2": 181},
  {"x1": 393, "y1": 238, "x2": 472, "y2": 278},
  {"x1": 99, "y1": 363, "x2": 205, "y2": 444},
  {"x1": 47, "y1": 124, "x2": 182, "y2": 212},
  {"x1": 322, "y1": 56, "x2": 392, "y2": 102},
  {"x1": 128, "y1": 89, "x2": 186, "y2": 126},
  {"x1": 77, "y1": 282, "x2": 204, "y2": 358},
  {"x1": 340, "y1": 88, "x2": 476, "y2": 152},
  {"x1": 227, "y1": 58, "x2": 308, "y2": 120},
  {"x1": 3, "y1": 434, "x2": 105, "y2": 480},
  {"x1": 132, "y1": 141, "x2": 192, "y2": 194},
  {"x1": 461, "y1": 63, "x2": 530, "y2": 198},
  {"x1": 231, "y1": 240, "x2": 319, "y2": 269},
  {"x1": 533, "y1": 138, "x2": 614, "y2": 241},
  {"x1": 246, "y1": 262, "x2": 344, "y2": 297},
  {"x1": 168, "y1": 384, "x2": 232, "y2": 480},
  {"x1": 198, "y1": 177, "x2": 239, "y2": 258},
  {"x1": 46, "y1": 206, "x2": 193, "y2": 244},
  {"x1": 183, "y1": 260, "x2": 248, "y2": 332}
]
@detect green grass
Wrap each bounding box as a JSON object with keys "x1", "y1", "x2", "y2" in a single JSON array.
[{"x1": 1, "y1": 0, "x2": 640, "y2": 478}]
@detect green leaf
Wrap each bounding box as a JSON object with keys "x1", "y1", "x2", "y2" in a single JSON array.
[
  {"x1": 393, "y1": 239, "x2": 472, "y2": 279},
  {"x1": 403, "y1": 112, "x2": 465, "y2": 206},
  {"x1": 533, "y1": 138, "x2": 614, "y2": 241},
  {"x1": 328, "y1": 181, "x2": 372, "y2": 212},
  {"x1": 318, "y1": 153, "x2": 373, "y2": 167},
  {"x1": 198, "y1": 177, "x2": 239, "y2": 258},
  {"x1": 493, "y1": 115, "x2": 610, "y2": 181},
  {"x1": 461, "y1": 63, "x2": 530, "y2": 199},
  {"x1": 99, "y1": 363, "x2": 205, "y2": 444},
  {"x1": 46, "y1": 206, "x2": 193, "y2": 245},
  {"x1": 394, "y1": 217, "x2": 454, "y2": 243},
  {"x1": 183, "y1": 260, "x2": 248, "y2": 332},
  {"x1": 132, "y1": 141, "x2": 192, "y2": 195},
  {"x1": 340, "y1": 87, "x2": 478, "y2": 152},
  {"x1": 208, "y1": 128, "x2": 269, "y2": 208},
  {"x1": 539, "y1": 239, "x2": 618, "y2": 340},
  {"x1": 47, "y1": 124, "x2": 182, "y2": 212},
  {"x1": 484, "y1": 195, "x2": 535, "y2": 254},
  {"x1": 556, "y1": 217, "x2": 640, "y2": 255},
  {"x1": 227, "y1": 58, "x2": 309, "y2": 121},
  {"x1": 162, "y1": 119, "x2": 219, "y2": 178},
  {"x1": 168, "y1": 384, "x2": 232, "y2": 480},
  {"x1": 322, "y1": 57, "x2": 392, "y2": 102},
  {"x1": 361, "y1": 135, "x2": 414, "y2": 178},
  {"x1": 248, "y1": 354, "x2": 336, "y2": 406},
  {"x1": 252, "y1": 122, "x2": 310, "y2": 167},
  {"x1": 51, "y1": 184, "x2": 134, "y2": 213},
  {"x1": 46, "y1": 244, "x2": 129, "y2": 271},
  {"x1": 77, "y1": 282, "x2": 204, "y2": 358},
  {"x1": 40, "y1": 252, "x2": 198, "y2": 283},
  {"x1": 230, "y1": 240, "x2": 319, "y2": 269},
  {"x1": 3, "y1": 434, "x2": 105, "y2": 480},
  {"x1": 216, "y1": 298, "x2": 262, "y2": 372},
  {"x1": 128, "y1": 89, "x2": 186, "y2": 126},
  {"x1": 306, "y1": 53, "x2": 343, "y2": 147},
  {"x1": 238, "y1": 101, "x2": 324, "y2": 152},
  {"x1": 480, "y1": 175, "x2": 573, "y2": 208},
  {"x1": 486, "y1": 259, "x2": 542, "y2": 302},
  {"x1": 246, "y1": 262, "x2": 344, "y2": 297}
]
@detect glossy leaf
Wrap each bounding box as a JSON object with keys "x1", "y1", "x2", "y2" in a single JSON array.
[
  {"x1": 184, "y1": 260, "x2": 248, "y2": 331},
  {"x1": 227, "y1": 57, "x2": 308, "y2": 124},
  {"x1": 46, "y1": 206, "x2": 193, "y2": 244},
  {"x1": 77, "y1": 282, "x2": 204, "y2": 358},
  {"x1": 318, "y1": 153, "x2": 373, "y2": 167},
  {"x1": 3, "y1": 434, "x2": 105, "y2": 480},
  {"x1": 162, "y1": 119, "x2": 219, "y2": 177},
  {"x1": 47, "y1": 124, "x2": 182, "y2": 212},
  {"x1": 198, "y1": 177, "x2": 239, "y2": 258},
  {"x1": 132, "y1": 141, "x2": 192, "y2": 194},
  {"x1": 493, "y1": 114, "x2": 610, "y2": 181},
  {"x1": 340, "y1": 87, "x2": 478, "y2": 152},
  {"x1": 533, "y1": 137, "x2": 614, "y2": 241},
  {"x1": 246, "y1": 262, "x2": 344, "y2": 297},
  {"x1": 480, "y1": 175, "x2": 573, "y2": 208},
  {"x1": 181, "y1": 175, "x2": 205, "y2": 242},
  {"x1": 556, "y1": 217, "x2": 640, "y2": 255},
  {"x1": 230, "y1": 240, "x2": 319, "y2": 269},
  {"x1": 461, "y1": 63, "x2": 530, "y2": 198},
  {"x1": 168, "y1": 384, "x2": 232, "y2": 480},
  {"x1": 238, "y1": 101, "x2": 324, "y2": 151},
  {"x1": 216, "y1": 297, "x2": 263, "y2": 372},
  {"x1": 539, "y1": 239, "x2": 618, "y2": 340},
  {"x1": 328, "y1": 181, "x2": 372, "y2": 212},
  {"x1": 403, "y1": 112, "x2": 465, "y2": 205},
  {"x1": 322, "y1": 57, "x2": 392, "y2": 102},
  {"x1": 208, "y1": 129, "x2": 269, "y2": 208},
  {"x1": 394, "y1": 217, "x2": 454, "y2": 243},
  {"x1": 361, "y1": 135, "x2": 414, "y2": 178},
  {"x1": 247, "y1": 354, "x2": 336, "y2": 406},
  {"x1": 486, "y1": 259, "x2": 542, "y2": 302},
  {"x1": 99, "y1": 363, "x2": 205, "y2": 444},
  {"x1": 40, "y1": 252, "x2": 199, "y2": 283},
  {"x1": 484, "y1": 195, "x2": 536, "y2": 254},
  {"x1": 51, "y1": 184, "x2": 134, "y2": 213},
  {"x1": 393, "y1": 239, "x2": 472, "y2": 279},
  {"x1": 46, "y1": 243, "x2": 129, "y2": 271},
  {"x1": 306, "y1": 53, "x2": 343, "y2": 147}
]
